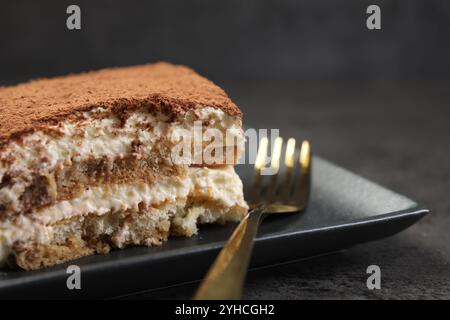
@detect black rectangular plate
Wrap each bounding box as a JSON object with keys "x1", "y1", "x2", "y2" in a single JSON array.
[{"x1": 0, "y1": 156, "x2": 428, "y2": 299}]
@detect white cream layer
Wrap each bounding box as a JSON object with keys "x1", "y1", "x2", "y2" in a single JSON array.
[
  {"x1": 0, "y1": 166, "x2": 248, "y2": 264},
  {"x1": 0, "y1": 106, "x2": 245, "y2": 213}
]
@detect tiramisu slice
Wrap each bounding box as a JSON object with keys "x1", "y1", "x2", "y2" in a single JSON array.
[{"x1": 0, "y1": 62, "x2": 248, "y2": 270}]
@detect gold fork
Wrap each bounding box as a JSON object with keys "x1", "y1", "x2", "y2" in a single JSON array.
[{"x1": 193, "y1": 137, "x2": 311, "y2": 300}]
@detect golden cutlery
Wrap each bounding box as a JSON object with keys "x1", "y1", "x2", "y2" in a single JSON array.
[{"x1": 194, "y1": 137, "x2": 311, "y2": 299}]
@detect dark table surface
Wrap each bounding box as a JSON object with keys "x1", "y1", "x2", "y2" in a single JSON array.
[{"x1": 122, "y1": 81, "x2": 450, "y2": 299}]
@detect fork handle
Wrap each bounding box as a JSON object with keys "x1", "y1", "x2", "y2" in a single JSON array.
[{"x1": 193, "y1": 206, "x2": 266, "y2": 300}]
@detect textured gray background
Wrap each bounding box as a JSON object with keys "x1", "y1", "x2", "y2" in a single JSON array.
[
  {"x1": 1, "y1": 0, "x2": 450, "y2": 83},
  {"x1": 1, "y1": 0, "x2": 450, "y2": 299}
]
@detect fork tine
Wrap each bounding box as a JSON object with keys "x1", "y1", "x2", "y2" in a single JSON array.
[
  {"x1": 292, "y1": 140, "x2": 311, "y2": 209},
  {"x1": 282, "y1": 138, "x2": 296, "y2": 203},
  {"x1": 249, "y1": 137, "x2": 268, "y2": 206},
  {"x1": 267, "y1": 137, "x2": 283, "y2": 202}
]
